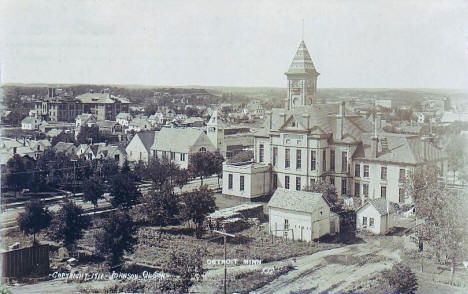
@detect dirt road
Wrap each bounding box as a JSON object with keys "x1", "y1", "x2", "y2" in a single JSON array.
[{"x1": 254, "y1": 239, "x2": 400, "y2": 293}]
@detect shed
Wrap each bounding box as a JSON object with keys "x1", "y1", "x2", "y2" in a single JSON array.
[{"x1": 267, "y1": 188, "x2": 331, "y2": 242}]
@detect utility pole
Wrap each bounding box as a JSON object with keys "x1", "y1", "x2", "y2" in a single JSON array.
[{"x1": 213, "y1": 230, "x2": 235, "y2": 294}]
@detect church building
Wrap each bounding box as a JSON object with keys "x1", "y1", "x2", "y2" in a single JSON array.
[{"x1": 222, "y1": 40, "x2": 448, "y2": 205}]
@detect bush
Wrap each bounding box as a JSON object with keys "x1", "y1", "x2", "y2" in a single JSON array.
[{"x1": 383, "y1": 262, "x2": 418, "y2": 294}]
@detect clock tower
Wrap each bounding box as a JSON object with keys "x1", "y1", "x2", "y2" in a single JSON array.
[{"x1": 285, "y1": 40, "x2": 320, "y2": 109}]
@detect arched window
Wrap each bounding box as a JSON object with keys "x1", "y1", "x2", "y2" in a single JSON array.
[{"x1": 199, "y1": 147, "x2": 207, "y2": 152}]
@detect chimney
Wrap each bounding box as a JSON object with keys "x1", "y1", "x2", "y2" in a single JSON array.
[
  {"x1": 302, "y1": 113, "x2": 310, "y2": 129},
  {"x1": 376, "y1": 112, "x2": 382, "y2": 130},
  {"x1": 265, "y1": 111, "x2": 273, "y2": 130},
  {"x1": 279, "y1": 113, "x2": 286, "y2": 124},
  {"x1": 336, "y1": 102, "x2": 345, "y2": 140},
  {"x1": 371, "y1": 136, "x2": 379, "y2": 158}
]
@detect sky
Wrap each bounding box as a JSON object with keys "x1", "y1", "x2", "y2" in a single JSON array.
[{"x1": 1, "y1": 0, "x2": 467, "y2": 88}]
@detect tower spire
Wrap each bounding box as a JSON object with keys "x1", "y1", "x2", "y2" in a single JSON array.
[{"x1": 301, "y1": 19, "x2": 304, "y2": 41}]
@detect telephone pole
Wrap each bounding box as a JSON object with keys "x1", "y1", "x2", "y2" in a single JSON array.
[{"x1": 213, "y1": 230, "x2": 235, "y2": 294}]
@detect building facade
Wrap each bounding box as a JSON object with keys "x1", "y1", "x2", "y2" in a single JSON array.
[
  {"x1": 222, "y1": 40, "x2": 448, "y2": 204},
  {"x1": 34, "y1": 88, "x2": 130, "y2": 122}
]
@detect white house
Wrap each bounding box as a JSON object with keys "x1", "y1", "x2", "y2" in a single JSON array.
[
  {"x1": 21, "y1": 116, "x2": 42, "y2": 130},
  {"x1": 75, "y1": 113, "x2": 96, "y2": 128},
  {"x1": 150, "y1": 128, "x2": 216, "y2": 169},
  {"x1": 356, "y1": 198, "x2": 397, "y2": 235},
  {"x1": 127, "y1": 116, "x2": 151, "y2": 133},
  {"x1": 222, "y1": 162, "x2": 271, "y2": 199},
  {"x1": 148, "y1": 113, "x2": 164, "y2": 126},
  {"x1": 126, "y1": 131, "x2": 156, "y2": 163},
  {"x1": 267, "y1": 188, "x2": 333, "y2": 242},
  {"x1": 116, "y1": 112, "x2": 133, "y2": 127}
]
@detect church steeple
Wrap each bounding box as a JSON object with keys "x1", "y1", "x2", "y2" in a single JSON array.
[{"x1": 285, "y1": 40, "x2": 320, "y2": 109}]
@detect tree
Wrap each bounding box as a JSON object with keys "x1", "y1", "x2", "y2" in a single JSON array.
[
  {"x1": 304, "y1": 178, "x2": 342, "y2": 211},
  {"x1": 406, "y1": 165, "x2": 468, "y2": 283},
  {"x1": 179, "y1": 186, "x2": 217, "y2": 238},
  {"x1": 17, "y1": 200, "x2": 52, "y2": 244},
  {"x1": 94, "y1": 210, "x2": 137, "y2": 269},
  {"x1": 48, "y1": 199, "x2": 89, "y2": 250},
  {"x1": 382, "y1": 262, "x2": 418, "y2": 294},
  {"x1": 83, "y1": 177, "x2": 105, "y2": 212},
  {"x1": 162, "y1": 246, "x2": 206, "y2": 292},
  {"x1": 188, "y1": 151, "x2": 220, "y2": 186},
  {"x1": 5, "y1": 155, "x2": 33, "y2": 196},
  {"x1": 141, "y1": 184, "x2": 180, "y2": 240},
  {"x1": 445, "y1": 135, "x2": 465, "y2": 181},
  {"x1": 109, "y1": 173, "x2": 141, "y2": 209}
]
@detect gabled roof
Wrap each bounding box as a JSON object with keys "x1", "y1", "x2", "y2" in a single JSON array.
[
  {"x1": 268, "y1": 188, "x2": 328, "y2": 214},
  {"x1": 135, "y1": 131, "x2": 156, "y2": 151},
  {"x1": 21, "y1": 116, "x2": 41, "y2": 124},
  {"x1": 353, "y1": 133, "x2": 447, "y2": 165},
  {"x1": 151, "y1": 128, "x2": 213, "y2": 153},
  {"x1": 46, "y1": 129, "x2": 64, "y2": 137},
  {"x1": 286, "y1": 41, "x2": 318, "y2": 75},
  {"x1": 356, "y1": 198, "x2": 397, "y2": 216},
  {"x1": 53, "y1": 142, "x2": 76, "y2": 154},
  {"x1": 116, "y1": 112, "x2": 132, "y2": 120},
  {"x1": 27, "y1": 139, "x2": 51, "y2": 149}
]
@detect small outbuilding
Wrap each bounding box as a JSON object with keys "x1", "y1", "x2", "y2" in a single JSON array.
[
  {"x1": 267, "y1": 188, "x2": 332, "y2": 242},
  {"x1": 356, "y1": 198, "x2": 397, "y2": 235}
]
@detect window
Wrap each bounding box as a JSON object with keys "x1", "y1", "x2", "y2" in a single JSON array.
[
  {"x1": 330, "y1": 150, "x2": 335, "y2": 171},
  {"x1": 296, "y1": 149, "x2": 302, "y2": 169},
  {"x1": 362, "y1": 217, "x2": 367, "y2": 227},
  {"x1": 199, "y1": 147, "x2": 207, "y2": 152},
  {"x1": 310, "y1": 178, "x2": 316, "y2": 186},
  {"x1": 285, "y1": 148, "x2": 290, "y2": 168},
  {"x1": 369, "y1": 218, "x2": 375, "y2": 227},
  {"x1": 170, "y1": 152, "x2": 175, "y2": 160},
  {"x1": 296, "y1": 177, "x2": 301, "y2": 191},
  {"x1": 240, "y1": 176, "x2": 245, "y2": 191},
  {"x1": 273, "y1": 174, "x2": 278, "y2": 190},
  {"x1": 363, "y1": 184, "x2": 369, "y2": 197},
  {"x1": 381, "y1": 186, "x2": 387, "y2": 198},
  {"x1": 330, "y1": 177, "x2": 335, "y2": 186},
  {"x1": 341, "y1": 178, "x2": 347, "y2": 195},
  {"x1": 355, "y1": 164, "x2": 360, "y2": 177},
  {"x1": 273, "y1": 147, "x2": 278, "y2": 166},
  {"x1": 114, "y1": 154, "x2": 120, "y2": 161},
  {"x1": 228, "y1": 174, "x2": 233, "y2": 189},
  {"x1": 311, "y1": 150, "x2": 316, "y2": 170},
  {"x1": 322, "y1": 150, "x2": 327, "y2": 171},
  {"x1": 162, "y1": 151, "x2": 167, "y2": 159},
  {"x1": 259, "y1": 144, "x2": 264, "y2": 162},
  {"x1": 355, "y1": 183, "x2": 360, "y2": 197},
  {"x1": 180, "y1": 153, "x2": 186, "y2": 161},
  {"x1": 364, "y1": 165, "x2": 369, "y2": 177},
  {"x1": 381, "y1": 166, "x2": 387, "y2": 180},
  {"x1": 399, "y1": 168, "x2": 406, "y2": 182},
  {"x1": 341, "y1": 151, "x2": 348, "y2": 173},
  {"x1": 284, "y1": 219, "x2": 289, "y2": 230},
  {"x1": 399, "y1": 188, "x2": 405, "y2": 203},
  {"x1": 285, "y1": 175, "x2": 290, "y2": 189}
]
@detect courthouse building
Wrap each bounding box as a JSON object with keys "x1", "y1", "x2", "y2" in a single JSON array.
[{"x1": 222, "y1": 40, "x2": 447, "y2": 205}]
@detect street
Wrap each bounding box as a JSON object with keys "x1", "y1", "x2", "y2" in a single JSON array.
[{"x1": 1, "y1": 176, "x2": 220, "y2": 232}]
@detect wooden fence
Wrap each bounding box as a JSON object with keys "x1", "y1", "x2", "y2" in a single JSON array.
[{"x1": 1, "y1": 244, "x2": 50, "y2": 278}]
